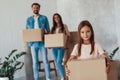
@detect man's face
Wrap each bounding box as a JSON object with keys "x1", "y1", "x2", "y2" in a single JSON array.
[{"x1": 32, "y1": 5, "x2": 40, "y2": 15}]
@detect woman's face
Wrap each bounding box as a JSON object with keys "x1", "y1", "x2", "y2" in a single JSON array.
[
  {"x1": 80, "y1": 26, "x2": 92, "y2": 43},
  {"x1": 54, "y1": 15, "x2": 60, "y2": 23}
]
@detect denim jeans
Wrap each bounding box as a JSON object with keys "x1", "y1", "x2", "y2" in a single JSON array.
[
  {"x1": 52, "y1": 48, "x2": 65, "y2": 78},
  {"x1": 31, "y1": 42, "x2": 50, "y2": 80}
]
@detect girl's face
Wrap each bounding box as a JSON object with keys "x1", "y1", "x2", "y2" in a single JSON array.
[
  {"x1": 80, "y1": 26, "x2": 92, "y2": 43},
  {"x1": 54, "y1": 15, "x2": 60, "y2": 23}
]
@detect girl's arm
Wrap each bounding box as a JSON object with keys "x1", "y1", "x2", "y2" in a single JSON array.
[
  {"x1": 69, "y1": 55, "x2": 77, "y2": 61},
  {"x1": 69, "y1": 44, "x2": 78, "y2": 60},
  {"x1": 65, "y1": 55, "x2": 77, "y2": 77}
]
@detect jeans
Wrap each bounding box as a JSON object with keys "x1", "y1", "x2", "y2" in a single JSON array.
[
  {"x1": 31, "y1": 42, "x2": 50, "y2": 80},
  {"x1": 52, "y1": 48, "x2": 65, "y2": 78}
]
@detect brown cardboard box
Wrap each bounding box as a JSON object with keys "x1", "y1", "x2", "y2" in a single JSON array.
[
  {"x1": 67, "y1": 59, "x2": 118, "y2": 80},
  {"x1": 63, "y1": 31, "x2": 78, "y2": 64},
  {"x1": 22, "y1": 29, "x2": 43, "y2": 42},
  {"x1": 107, "y1": 61, "x2": 118, "y2": 80},
  {"x1": 67, "y1": 58, "x2": 107, "y2": 80},
  {"x1": 45, "y1": 33, "x2": 66, "y2": 48}
]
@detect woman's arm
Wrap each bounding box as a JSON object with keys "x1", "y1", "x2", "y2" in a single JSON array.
[{"x1": 64, "y1": 24, "x2": 70, "y2": 49}]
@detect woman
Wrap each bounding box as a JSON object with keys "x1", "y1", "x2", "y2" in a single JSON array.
[{"x1": 51, "y1": 13, "x2": 70, "y2": 80}]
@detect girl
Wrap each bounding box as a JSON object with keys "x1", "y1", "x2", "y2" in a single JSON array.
[
  {"x1": 66, "y1": 20, "x2": 111, "y2": 76},
  {"x1": 51, "y1": 13, "x2": 70, "y2": 80}
]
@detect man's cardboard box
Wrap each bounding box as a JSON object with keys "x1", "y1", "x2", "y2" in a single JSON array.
[
  {"x1": 22, "y1": 29, "x2": 43, "y2": 42},
  {"x1": 67, "y1": 58, "x2": 107, "y2": 80},
  {"x1": 45, "y1": 33, "x2": 66, "y2": 48}
]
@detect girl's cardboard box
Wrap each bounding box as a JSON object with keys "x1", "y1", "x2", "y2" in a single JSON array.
[{"x1": 67, "y1": 58, "x2": 118, "y2": 80}]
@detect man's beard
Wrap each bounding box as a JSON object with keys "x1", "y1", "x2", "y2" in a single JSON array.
[{"x1": 33, "y1": 10, "x2": 39, "y2": 15}]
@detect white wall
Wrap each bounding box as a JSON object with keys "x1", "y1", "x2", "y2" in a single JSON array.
[
  {"x1": 115, "y1": 0, "x2": 120, "y2": 59},
  {"x1": 57, "y1": 0, "x2": 120, "y2": 60},
  {"x1": 0, "y1": 0, "x2": 120, "y2": 79},
  {"x1": 0, "y1": 0, "x2": 57, "y2": 79}
]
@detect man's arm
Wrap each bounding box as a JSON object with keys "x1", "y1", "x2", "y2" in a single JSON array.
[{"x1": 45, "y1": 17, "x2": 50, "y2": 33}]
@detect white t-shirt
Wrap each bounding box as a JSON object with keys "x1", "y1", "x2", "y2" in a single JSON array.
[
  {"x1": 34, "y1": 16, "x2": 39, "y2": 29},
  {"x1": 55, "y1": 27, "x2": 61, "y2": 33},
  {"x1": 71, "y1": 42, "x2": 104, "y2": 59}
]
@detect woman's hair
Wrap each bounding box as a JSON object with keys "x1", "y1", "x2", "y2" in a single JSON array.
[
  {"x1": 51, "y1": 13, "x2": 64, "y2": 33},
  {"x1": 77, "y1": 20, "x2": 95, "y2": 56}
]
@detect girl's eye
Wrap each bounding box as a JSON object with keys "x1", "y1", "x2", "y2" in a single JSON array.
[{"x1": 81, "y1": 31, "x2": 84, "y2": 33}]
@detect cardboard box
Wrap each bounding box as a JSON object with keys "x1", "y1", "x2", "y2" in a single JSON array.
[
  {"x1": 63, "y1": 31, "x2": 78, "y2": 64},
  {"x1": 107, "y1": 61, "x2": 118, "y2": 80},
  {"x1": 67, "y1": 58, "x2": 107, "y2": 80},
  {"x1": 22, "y1": 29, "x2": 43, "y2": 42},
  {"x1": 45, "y1": 33, "x2": 66, "y2": 48},
  {"x1": 67, "y1": 59, "x2": 118, "y2": 80}
]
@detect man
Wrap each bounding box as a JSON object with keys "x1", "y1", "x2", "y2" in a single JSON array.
[{"x1": 26, "y1": 3, "x2": 50, "y2": 80}]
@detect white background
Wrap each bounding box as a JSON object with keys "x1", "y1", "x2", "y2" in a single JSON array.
[{"x1": 0, "y1": 0, "x2": 120, "y2": 79}]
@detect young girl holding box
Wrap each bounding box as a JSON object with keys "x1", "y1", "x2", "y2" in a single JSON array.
[{"x1": 66, "y1": 20, "x2": 111, "y2": 76}]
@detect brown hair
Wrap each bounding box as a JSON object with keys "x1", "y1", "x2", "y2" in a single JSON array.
[
  {"x1": 51, "y1": 13, "x2": 64, "y2": 34},
  {"x1": 77, "y1": 20, "x2": 95, "y2": 56},
  {"x1": 31, "y1": 3, "x2": 40, "y2": 8}
]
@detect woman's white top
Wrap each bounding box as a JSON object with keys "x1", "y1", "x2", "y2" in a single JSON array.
[
  {"x1": 71, "y1": 42, "x2": 104, "y2": 59},
  {"x1": 55, "y1": 27, "x2": 61, "y2": 33}
]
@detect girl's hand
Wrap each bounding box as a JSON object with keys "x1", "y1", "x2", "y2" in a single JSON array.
[
  {"x1": 105, "y1": 57, "x2": 111, "y2": 73},
  {"x1": 69, "y1": 56, "x2": 77, "y2": 61},
  {"x1": 101, "y1": 53, "x2": 111, "y2": 73},
  {"x1": 65, "y1": 65, "x2": 70, "y2": 76},
  {"x1": 105, "y1": 64, "x2": 111, "y2": 73}
]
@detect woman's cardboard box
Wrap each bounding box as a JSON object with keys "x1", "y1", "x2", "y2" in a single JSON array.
[{"x1": 45, "y1": 33, "x2": 66, "y2": 48}]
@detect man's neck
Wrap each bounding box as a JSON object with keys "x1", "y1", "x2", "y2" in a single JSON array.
[{"x1": 34, "y1": 14, "x2": 39, "y2": 18}]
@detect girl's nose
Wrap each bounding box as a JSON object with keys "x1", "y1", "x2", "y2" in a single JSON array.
[{"x1": 84, "y1": 33, "x2": 87, "y2": 36}]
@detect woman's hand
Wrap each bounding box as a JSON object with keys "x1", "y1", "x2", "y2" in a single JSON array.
[{"x1": 47, "y1": 48, "x2": 51, "y2": 49}]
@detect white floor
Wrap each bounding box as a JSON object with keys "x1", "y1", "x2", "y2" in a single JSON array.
[{"x1": 15, "y1": 72, "x2": 60, "y2": 80}]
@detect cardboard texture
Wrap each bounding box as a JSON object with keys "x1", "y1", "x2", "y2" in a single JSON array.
[
  {"x1": 67, "y1": 59, "x2": 107, "y2": 80},
  {"x1": 45, "y1": 33, "x2": 66, "y2": 48},
  {"x1": 107, "y1": 61, "x2": 118, "y2": 80},
  {"x1": 22, "y1": 29, "x2": 43, "y2": 42},
  {"x1": 67, "y1": 59, "x2": 118, "y2": 80}
]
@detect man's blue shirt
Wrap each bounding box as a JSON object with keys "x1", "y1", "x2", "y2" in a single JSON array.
[{"x1": 26, "y1": 14, "x2": 50, "y2": 47}]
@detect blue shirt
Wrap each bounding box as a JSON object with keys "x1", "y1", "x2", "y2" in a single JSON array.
[{"x1": 26, "y1": 14, "x2": 50, "y2": 47}]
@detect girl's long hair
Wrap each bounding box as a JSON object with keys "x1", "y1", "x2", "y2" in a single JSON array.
[
  {"x1": 51, "y1": 13, "x2": 64, "y2": 33},
  {"x1": 78, "y1": 20, "x2": 95, "y2": 56}
]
